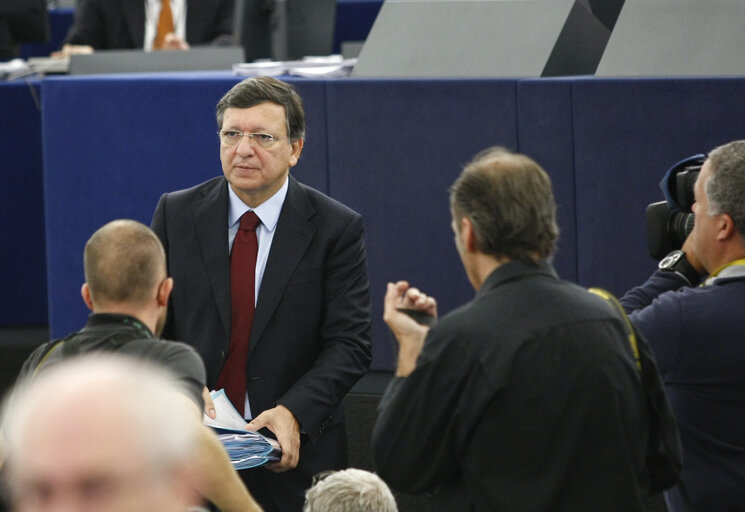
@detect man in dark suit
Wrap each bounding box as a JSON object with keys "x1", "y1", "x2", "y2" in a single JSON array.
[
  {"x1": 151, "y1": 76, "x2": 372, "y2": 512},
  {"x1": 55, "y1": 0, "x2": 233, "y2": 56},
  {"x1": 373, "y1": 147, "x2": 653, "y2": 510}
]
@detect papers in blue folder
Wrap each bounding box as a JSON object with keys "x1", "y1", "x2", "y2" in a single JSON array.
[{"x1": 203, "y1": 389, "x2": 281, "y2": 470}]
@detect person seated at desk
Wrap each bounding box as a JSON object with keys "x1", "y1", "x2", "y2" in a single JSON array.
[{"x1": 52, "y1": 0, "x2": 234, "y2": 57}]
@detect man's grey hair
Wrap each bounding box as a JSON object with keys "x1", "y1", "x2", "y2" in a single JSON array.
[
  {"x1": 705, "y1": 140, "x2": 745, "y2": 239},
  {"x1": 303, "y1": 469, "x2": 397, "y2": 512}
]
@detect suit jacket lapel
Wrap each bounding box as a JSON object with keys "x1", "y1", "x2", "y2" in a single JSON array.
[
  {"x1": 248, "y1": 177, "x2": 315, "y2": 355},
  {"x1": 193, "y1": 178, "x2": 232, "y2": 337}
]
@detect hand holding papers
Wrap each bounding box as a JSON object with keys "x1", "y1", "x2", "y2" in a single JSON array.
[{"x1": 203, "y1": 389, "x2": 281, "y2": 470}]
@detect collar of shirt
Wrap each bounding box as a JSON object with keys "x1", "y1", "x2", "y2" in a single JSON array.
[
  {"x1": 704, "y1": 259, "x2": 745, "y2": 286},
  {"x1": 228, "y1": 177, "x2": 288, "y2": 236},
  {"x1": 144, "y1": 0, "x2": 187, "y2": 52}
]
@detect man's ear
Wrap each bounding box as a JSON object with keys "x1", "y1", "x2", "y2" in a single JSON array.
[
  {"x1": 717, "y1": 213, "x2": 736, "y2": 242},
  {"x1": 288, "y1": 138, "x2": 304, "y2": 167},
  {"x1": 157, "y1": 277, "x2": 174, "y2": 307},
  {"x1": 81, "y1": 283, "x2": 94, "y2": 311}
]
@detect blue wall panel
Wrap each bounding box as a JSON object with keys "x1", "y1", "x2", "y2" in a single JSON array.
[
  {"x1": 0, "y1": 80, "x2": 47, "y2": 325},
  {"x1": 326, "y1": 79, "x2": 519, "y2": 369},
  {"x1": 517, "y1": 78, "x2": 577, "y2": 283},
  {"x1": 571, "y1": 77, "x2": 745, "y2": 295}
]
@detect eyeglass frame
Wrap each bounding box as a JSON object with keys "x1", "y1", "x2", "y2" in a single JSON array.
[
  {"x1": 303, "y1": 470, "x2": 338, "y2": 512},
  {"x1": 217, "y1": 130, "x2": 284, "y2": 149}
]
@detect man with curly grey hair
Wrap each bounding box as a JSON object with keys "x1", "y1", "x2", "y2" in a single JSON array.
[
  {"x1": 303, "y1": 469, "x2": 396, "y2": 512},
  {"x1": 621, "y1": 140, "x2": 745, "y2": 512}
]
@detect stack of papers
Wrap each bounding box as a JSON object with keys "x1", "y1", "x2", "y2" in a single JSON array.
[
  {"x1": 233, "y1": 55, "x2": 357, "y2": 78},
  {"x1": 0, "y1": 59, "x2": 33, "y2": 80},
  {"x1": 217, "y1": 431, "x2": 281, "y2": 470},
  {"x1": 204, "y1": 389, "x2": 281, "y2": 469}
]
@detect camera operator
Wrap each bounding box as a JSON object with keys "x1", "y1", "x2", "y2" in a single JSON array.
[{"x1": 620, "y1": 140, "x2": 745, "y2": 512}]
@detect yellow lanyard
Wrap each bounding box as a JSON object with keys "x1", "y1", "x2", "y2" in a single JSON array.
[{"x1": 708, "y1": 258, "x2": 745, "y2": 278}]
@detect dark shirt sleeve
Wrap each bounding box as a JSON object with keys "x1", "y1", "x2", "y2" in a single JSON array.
[
  {"x1": 620, "y1": 270, "x2": 692, "y2": 377},
  {"x1": 63, "y1": 0, "x2": 106, "y2": 47},
  {"x1": 125, "y1": 340, "x2": 207, "y2": 411},
  {"x1": 372, "y1": 325, "x2": 480, "y2": 493},
  {"x1": 158, "y1": 341, "x2": 207, "y2": 411},
  {"x1": 620, "y1": 269, "x2": 690, "y2": 312},
  {"x1": 16, "y1": 342, "x2": 55, "y2": 383}
]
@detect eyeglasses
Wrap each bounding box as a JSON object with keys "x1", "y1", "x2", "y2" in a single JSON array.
[
  {"x1": 311, "y1": 470, "x2": 336, "y2": 486},
  {"x1": 218, "y1": 130, "x2": 282, "y2": 149}
]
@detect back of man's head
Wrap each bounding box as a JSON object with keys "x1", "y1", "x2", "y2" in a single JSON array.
[
  {"x1": 216, "y1": 75, "x2": 306, "y2": 141},
  {"x1": 303, "y1": 469, "x2": 397, "y2": 512},
  {"x1": 449, "y1": 146, "x2": 559, "y2": 263},
  {"x1": 705, "y1": 140, "x2": 745, "y2": 239},
  {"x1": 1, "y1": 354, "x2": 200, "y2": 511},
  {"x1": 84, "y1": 219, "x2": 166, "y2": 309}
]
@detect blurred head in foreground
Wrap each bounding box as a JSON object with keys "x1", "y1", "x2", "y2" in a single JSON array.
[{"x1": 1, "y1": 355, "x2": 201, "y2": 512}]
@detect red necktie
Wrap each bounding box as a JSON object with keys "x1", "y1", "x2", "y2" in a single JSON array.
[
  {"x1": 153, "y1": 0, "x2": 174, "y2": 49},
  {"x1": 216, "y1": 211, "x2": 260, "y2": 415}
]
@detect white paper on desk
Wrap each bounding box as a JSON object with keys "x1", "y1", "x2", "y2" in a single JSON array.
[
  {"x1": 232, "y1": 61, "x2": 287, "y2": 77},
  {"x1": 0, "y1": 59, "x2": 33, "y2": 80},
  {"x1": 288, "y1": 62, "x2": 356, "y2": 78}
]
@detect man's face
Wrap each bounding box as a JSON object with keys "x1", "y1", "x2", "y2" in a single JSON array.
[
  {"x1": 690, "y1": 160, "x2": 718, "y2": 272},
  {"x1": 219, "y1": 102, "x2": 303, "y2": 207},
  {"x1": 10, "y1": 405, "x2": 192, "y2": 512}
]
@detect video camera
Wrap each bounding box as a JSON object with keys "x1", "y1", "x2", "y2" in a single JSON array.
[{"x1": 646, "y1": 154, "x2": 706, "y2": 260}]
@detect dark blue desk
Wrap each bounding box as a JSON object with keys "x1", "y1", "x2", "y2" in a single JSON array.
[{"x1": 15, "y1": 73, "x2": 745, "y2": 370}]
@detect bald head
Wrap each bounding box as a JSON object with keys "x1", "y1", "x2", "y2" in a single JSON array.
[
  {"x1": 84, "y1": 220, "x2": 167, "y2": 309},
  {"x1": 2, "y1": 355, "x2": 201, "y2": 511}
]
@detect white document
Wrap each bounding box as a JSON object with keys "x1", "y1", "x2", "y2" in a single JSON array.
[{"x1": 203, "y1": 389, "x2": 249, "y2": 432}]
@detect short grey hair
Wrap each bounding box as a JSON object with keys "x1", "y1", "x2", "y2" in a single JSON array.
[
  {"x1": 304, "y1": 469, "x2": 398, "y2": 512},
  {"x1": 2, "y1": 355, "x2": 199, "y2": 475},
  {"x1": 705, "y1": 140, "x2": 745, "y2": 239}
]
